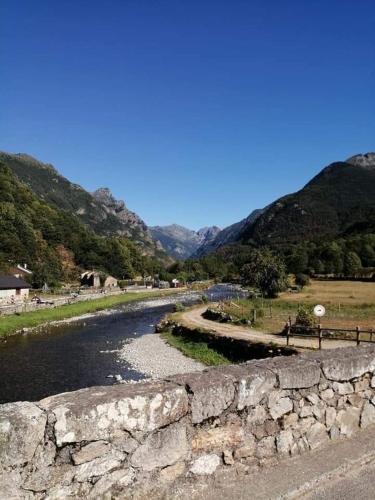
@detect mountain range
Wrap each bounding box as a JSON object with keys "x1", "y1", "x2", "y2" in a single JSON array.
[
  {"x1": 150, "y1": 224, "x2": 221, "y2": 260},
  {"x1": 0, "y1": 151, "x2": 165, "y2": 259},
  {"x1": 1, "y1": 150, "x2": 375, "y2": 277},
  {"x1": 192, "y1": 152, "x2": 375, "y2": 258}
]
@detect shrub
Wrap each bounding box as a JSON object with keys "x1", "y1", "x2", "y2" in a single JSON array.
[
  {"x1": 201, "y1": 294, "x2": 208, "y2": 304},
  {"x1": 295, "y1": 273, "x2": 310, "y2": 288},
  {"x1": 173, "y1": 302, "x2": 185, "y2": 312},
  {"x1": 295, "y1": 305, "x2": 315, "y2": 327}
]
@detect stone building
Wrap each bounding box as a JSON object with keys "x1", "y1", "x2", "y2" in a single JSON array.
[{"x1": 0, "y1": 275, "x2": 31, "y2": 303}]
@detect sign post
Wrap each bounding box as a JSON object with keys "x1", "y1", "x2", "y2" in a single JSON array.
[{"x1": 313, "y1": 305, "x2": 326, "y2": 350}]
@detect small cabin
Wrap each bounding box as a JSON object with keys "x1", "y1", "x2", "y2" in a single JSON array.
[
  {"x1": 103, "y1": 276, "x2": 118, "y2": 288},
  {"x1": 0, "y1": 276, "x2": 31, "y2": 303}
]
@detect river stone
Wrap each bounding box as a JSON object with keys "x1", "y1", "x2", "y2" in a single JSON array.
[
  {"x1": 170, "y1": 370, "x2": 235, "y2": 423},
  {"x1": 131, "y1": 423, "x2": 188, "y2": 471},
  {"x1": 192, "y1": 422, "x2": 244, "y2": 453},
  {"x1": 0, "y1": 401, "x2": 47, "y2": 468},
  {"x1": 190, "y1": 454, "x2": 221, "y2": 475},
  {"x1": 40, "y1": 382, "x2": 188, "y2": 446}
]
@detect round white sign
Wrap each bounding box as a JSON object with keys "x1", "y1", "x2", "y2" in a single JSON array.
[{"x1": 314, "y1": 305, "x2": 326, "y2": 317}]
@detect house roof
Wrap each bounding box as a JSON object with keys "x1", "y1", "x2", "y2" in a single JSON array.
[{"x1": 0, "y1": 275, "x2": 31, "y2": 290}]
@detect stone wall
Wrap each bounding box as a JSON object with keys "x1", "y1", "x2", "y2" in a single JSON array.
[{"x1": 2, "y1": 345, "x2": 375, "y2": 499}]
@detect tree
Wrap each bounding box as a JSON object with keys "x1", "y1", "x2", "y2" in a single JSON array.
[
  {"x1": 344, "y1": 252, "x2": 362, "y2": 276},
  {"x1": 241, "y1": 249, "x2": 287, "y2": 298},
  {"x1": 295, "y1": 273, "x2": 310, "y2": 288}
]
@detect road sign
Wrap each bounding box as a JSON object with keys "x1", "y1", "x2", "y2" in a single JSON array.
[{"x1": 314, "y1": 304, "x2": 326, "y2": 318}]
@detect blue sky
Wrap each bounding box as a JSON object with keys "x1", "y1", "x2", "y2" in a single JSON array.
[{"x1": 1, "y1": 1, "x2": 374, "y2": 230}]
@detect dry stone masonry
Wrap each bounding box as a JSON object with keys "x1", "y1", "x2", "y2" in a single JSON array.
[{"x1": 2, "y1": 345, "x2": 375, "y2": 498}]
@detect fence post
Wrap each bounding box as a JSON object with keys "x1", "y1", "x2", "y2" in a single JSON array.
[
  {"x1": 318, "y1": 324, "x2": 322, "y2": 350},
  {"x1": 286, "y1": 316, "x2": 292, "y2": 346},
  {"x1": 356, "y1": 326, "x2": 360, "y2": 346}
]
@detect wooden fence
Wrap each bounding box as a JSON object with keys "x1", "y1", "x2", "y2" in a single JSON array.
[{"x1": 286, "y1": 319, "x2": 375, "y2": 350}]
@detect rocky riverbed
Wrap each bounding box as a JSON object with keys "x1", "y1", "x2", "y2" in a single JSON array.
[{"x1": 118, "y1": 333, "x2": 205, "y2": 378}]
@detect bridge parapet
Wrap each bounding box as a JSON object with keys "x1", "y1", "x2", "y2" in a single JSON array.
[{"x1": 1, "y1": 345, "x2": 375, "y2": 498}]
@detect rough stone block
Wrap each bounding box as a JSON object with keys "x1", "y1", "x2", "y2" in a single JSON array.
[
  {"x1": 336, "y1": 407, "x2": 361, "y2": 437},
  {"x1": 332, "y1": 382, "x2": 354, "y2": 395},
  {"x1": 192, "y1": 422, "x2": 244, "y2": 453},
  {"x1": 264, "y1": 357, "x2": 321, "y2": 389},
  {"x1": 361, "y1": 402, "x2": 375, "y2": 428},
  {"x1": 320, "y1": 347, "x2": 375, "y2": 381},
  {"x1": 190, "y1": 454, "x2": 221, "y2": 475},
  {"x1": 268, "y1": 391, "x2": 293, "y2": 420},
  {"x1": 40, "y1": 382, "x2": 188, "y2": 446},
  {"x1": 325, "y1": 407, "x2": 337, "y2": 429},
  {"x1": 72, "y1": 441, "x2": 111, "y2": 465},
  {"x1": 74, "y1": 451, "x2": 125, "y2": 482},
  {"x1": 305, "y1": 422, "x2": 329, "y2": 450},
  {"x1": 256, "y1": 436, "x2": 276, "y2": 458},
  {"x1": 88, "y1": 468, "x2": 135, "y2": 498},
  {"x1": 131, "y1": 423, "x2": 188, "y2": 471},
  {"x1": 276, "y1": 430, "x2": 294, "y2": 455},
  {"x1": 0, "y1": 401, "x2": 47, "y2": 468},
  {"x1": 219, "y1": 363, "x2": 277, "y2": 411},
  {"x1": 171, "y1": 370, "x2": 235, "y2": 423}
]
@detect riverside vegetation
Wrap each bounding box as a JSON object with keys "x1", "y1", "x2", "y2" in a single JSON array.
[{"x1": 0, "y1": 289, "x2": 181, "y2": 338}]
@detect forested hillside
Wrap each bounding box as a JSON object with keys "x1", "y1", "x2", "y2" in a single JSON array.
[
  {"x1": 0, "y1": 164, "x2": 163, "y2": 287},
  {"x1": 0, "y1": 151, "x2": 164, "y2": 258}
]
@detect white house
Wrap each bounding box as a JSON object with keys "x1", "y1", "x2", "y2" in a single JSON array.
[{"x1": 0, "y1": 276, "x2": 31, "y2": 303}]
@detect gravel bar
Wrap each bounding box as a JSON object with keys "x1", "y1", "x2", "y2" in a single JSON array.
[{"x1": 119, "y1": 333, "x2": 205, "y2": 379}]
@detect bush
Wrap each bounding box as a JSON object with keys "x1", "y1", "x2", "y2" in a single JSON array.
[
  {"x1": 295, "y1": 273, "x2": 310, "y2": 288},
  {"x1": 201, "y1": 294, "x2": 208, "y2": 304},
  {"x1": 173, "y1": 302, "x2": 185, "y2": 312},
  {"x1": 295, "y1": 305, "x2": 315, "y2": 327}
]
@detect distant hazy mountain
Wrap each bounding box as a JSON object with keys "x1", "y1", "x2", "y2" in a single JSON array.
[
  {"x1": 192, "y1": 209, "x2": 264, "y2": 258},
  {"x1": 240, "y1": 153, "x2": 375, "y2": 245},
  {"x1": 150, "y1": 224, "x2": 221, "y2": 259},
  {"x1": 0, "y1": 151, "x2": 164, "y2": 258}
]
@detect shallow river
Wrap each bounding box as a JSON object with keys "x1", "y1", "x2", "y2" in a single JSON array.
[{"x1": 0, "y1": 285, "x2": 245, "y2": 403}]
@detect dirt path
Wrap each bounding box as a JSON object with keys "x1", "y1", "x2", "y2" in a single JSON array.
[{"x1": 179, "y1": 304, "x2": 356, "y2": 350}]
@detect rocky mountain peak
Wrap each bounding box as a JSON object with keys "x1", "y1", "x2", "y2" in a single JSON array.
[
  {"x1": 92, "y1": 187, "x2": 126, "y2": 212},
  {"x1": 346, "y1": 153, "x2": 375, "y2": 169}
]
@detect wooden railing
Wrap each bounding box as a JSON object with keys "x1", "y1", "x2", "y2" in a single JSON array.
[{"x1": 286, "y1": 319, "x2": 375, "y2": 350}]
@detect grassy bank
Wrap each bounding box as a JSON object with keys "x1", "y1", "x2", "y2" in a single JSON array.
[
  {"x1": 161, "y1": 329, "x2": 231, "y2": 366},
  {"x1": 0, "y1": 290, "x2": 179, "y2": 338},
  {"x1": 216, "y1": 280, "x2": 375, "y2": 333}
]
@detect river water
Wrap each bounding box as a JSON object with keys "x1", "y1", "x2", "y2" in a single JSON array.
[{"x1": 0, "y1": 285, "x2": 245, "y2": 403}]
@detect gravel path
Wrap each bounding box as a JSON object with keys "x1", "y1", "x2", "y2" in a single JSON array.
[
  {"x1": 119, "y1": 333, "x2": 205, "y2": 379},
  {"x1": 181, "y1": 304, "x2": 356, "y2": 350}
]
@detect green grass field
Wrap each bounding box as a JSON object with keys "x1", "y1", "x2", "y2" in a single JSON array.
[
  {"x1": 0, "y1": 290, "x2": 178, "y2": 338},
  {"x1": 161, "y1": 329, "x2": 231, "y2": 366}
]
